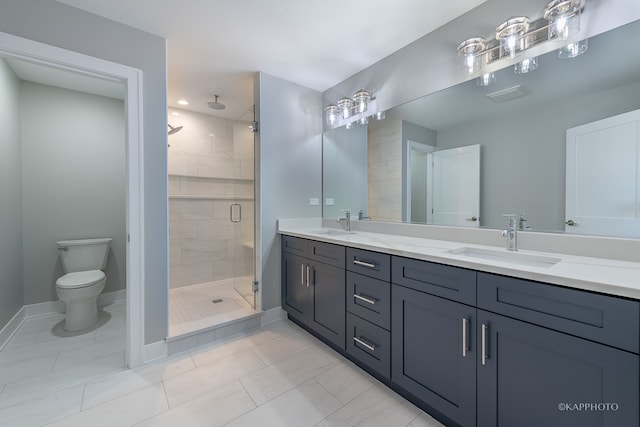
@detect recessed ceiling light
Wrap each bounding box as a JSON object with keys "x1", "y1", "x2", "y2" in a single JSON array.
[{"x1": 177, "y1": 99, "x2": 188, "y2": 105}]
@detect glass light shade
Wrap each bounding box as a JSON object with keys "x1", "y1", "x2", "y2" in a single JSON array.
[
  {"x1": 336, "y1": 97, "x2": 354, "y2": 119},
  {"x1": 374, "y1": 111, "x2": 386, "y2": 120},
  {"x1": 324, "y1": 104, "x2": 339, "y2": 126},
  {"x1": 457, "y1": 37, "x2": 486, "y2": 74},
  {"x1": 352, "y1": 90, "x2": 371, "y2": 114},
  {"x1": 358, "y1": 116, "x2": 369, "y2": 125},
  {"x1": 544, "y1": 0, "x2": 585, "y2": 40},
  {"x1": 514, "y1": 56, "x2": 539, "y2": 73},
  {"x1": 345, "y1": 122, "x2": 353, "y2": 130},
  {"x1": 558, "y1": 38, "x2": 588, "y2": 58},
  {"x1": 476, "y1": 72, "x2": 496, "y2": 86},
  {"x1": 496, "y1": 17, "x2": 530, "y2": 59}
]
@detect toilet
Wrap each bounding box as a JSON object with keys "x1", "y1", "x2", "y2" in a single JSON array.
[{"x1": 56, "y1": 238, "x2": 112, "y2": 332}]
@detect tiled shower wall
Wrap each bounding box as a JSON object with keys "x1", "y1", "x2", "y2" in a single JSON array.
[{"x1": 168, "y1": 108, "x2": 254, "y2": 288}]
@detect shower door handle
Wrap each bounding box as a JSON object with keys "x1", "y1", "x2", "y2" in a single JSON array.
[{"x1": 230, "y1": 203, "x2": 241, "y2": 223}]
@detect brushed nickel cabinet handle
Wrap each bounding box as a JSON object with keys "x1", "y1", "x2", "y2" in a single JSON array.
[
  {"x1": 306, "y1": 265, "x2": 310, "y2": 287},
  {"x1": 353, "y1": 259, "x2": 376, "y2": 269},
  {"x1": 353, "y1": 336, "x2": 376, "y2": 352},
  {"x1": 353, "y1": 293, "x2": 376, "y2": 305},
  {"x1": 300, "y1": 264, "x2": 305, "y2": 287},
  {"x1": 482, "y1": 323, "x2": 488, "y2": 366},
  {"x1": 462, "y1": 317, "x2": 469, "y2": 357}
]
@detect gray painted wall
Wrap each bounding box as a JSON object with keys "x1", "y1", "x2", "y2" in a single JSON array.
[
  {"x1": 20, "y1": 82, "x2": 126, "y2": 304},
  {"x1": 0, "y1": 0, "x2": 168, "y2": 343},
  {"x1": 0, "y1": 58, "x2": 23, "y2": 328},
  {"x1": 324, "y1": 0, "x2": 640, "y2": 120},
  {"x1": 257, "y1": 72, "x2": 322, "y2": 311}
]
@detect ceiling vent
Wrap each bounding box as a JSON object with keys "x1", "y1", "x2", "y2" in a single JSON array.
[{"x1": 486, "y1": 85, "x2": 529, "y2": 103}]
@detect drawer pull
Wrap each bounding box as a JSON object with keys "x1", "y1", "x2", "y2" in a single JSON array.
[
  {"x1": 462, "y1": 317, "x2": 469, "y2": 357},
  {"x1": 300, "y1": 265, "x2": 305, "y2": 287},
  {"x1": 481, "y1": 323, "x2": 488, "y2": 366},
  {"x1": 306, "y1": 265, "x2": 311, "y2": 287},
  {"x1": 353, "y1": 336, "x2": 376, "y2": 352},
  {"x1": 353, "y1": 259, "x2": 376, "y2": 269},
  {"x1": 353, "y1": 293, "x2": 376, "y2": 305}
]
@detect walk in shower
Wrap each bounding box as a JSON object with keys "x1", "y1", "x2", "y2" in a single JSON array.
[{"x1": 167, "y1": 105, "x2": 256, "y2": 337}]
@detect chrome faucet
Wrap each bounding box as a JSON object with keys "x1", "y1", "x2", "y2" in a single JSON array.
[
  {"x1": 501, "y1": 214, "x2": 518, "y2": 251},
  {"x1": 358, "y1": 209, "x2": 371, "y2": 221},
  {"x1": 338, "y1": 209, "x2": 351, "y2": 232}
]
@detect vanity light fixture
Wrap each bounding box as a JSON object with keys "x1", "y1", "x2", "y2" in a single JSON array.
[
  {"x1": 514, "y1": 56, "x2": 539, "y2": 73},
  {"x1": 558, "y1": 38, "x2": 588, "y2": 58},
  {"x1": 336, "y1": 97, "x2": 354, "y2": 119},
  {"x1": 476, "y1": 72, "x2": 496, "y2": 86},
  {"x1": 496, "y1": 16, "x2": 530, "y2": 59},
  {"x1": 324, "y1": 89, "x2": 383, "y2": 129},
  {"x1": 457, "y1": 0, "x2": 587, "y2": 75}
]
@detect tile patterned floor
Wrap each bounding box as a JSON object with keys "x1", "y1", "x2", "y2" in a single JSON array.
[
  {"x1": 0, "y1": 304, "x2": 444, "y2": 427},
  {"x1": 169, "y1": 277, "x2": 257, "y2": 337}
]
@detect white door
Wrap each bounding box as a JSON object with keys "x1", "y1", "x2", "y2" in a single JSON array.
[
  {"x1": 566, "y1": 109, "x2": 640, "y2": 238},
  {"x1": 432, "y1": 144, "x2": 481, "y2": 227}
]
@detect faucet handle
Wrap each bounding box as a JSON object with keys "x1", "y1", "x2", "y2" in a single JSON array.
[{"x1": 502, "y1": 213, "x2": 517, "y2": 226}]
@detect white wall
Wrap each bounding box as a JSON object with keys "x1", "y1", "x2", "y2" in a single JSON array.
[
  {"x1": 20, "y1": 81, "x2": 126, "y2": 304},
  {"x1": 256, "y1": 72, "x2": 322, "y2": 310},
  {"x1": 0, "y1": 0, "x2": 169, "y2": 344},
  {"x1": 0, "y1": 58, "x2": 23, "y2": 328}
]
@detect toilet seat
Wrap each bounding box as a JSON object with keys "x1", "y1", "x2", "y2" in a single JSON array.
[{"x1": 56, "y1": 270, "x2": 105, "y2": 289}]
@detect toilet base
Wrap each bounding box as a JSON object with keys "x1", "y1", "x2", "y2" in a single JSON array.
[{"x1": 62, "y1": 296, "x2": 100, "y2": 332}]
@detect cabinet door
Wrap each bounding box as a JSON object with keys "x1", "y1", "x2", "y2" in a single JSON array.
[
  {"x1": 309, "y1": 260, "x2": 346, "y2": 350},
  {"x1": 477, "y1": 310, "x2": 639, "y2": 427},
  {"x1": 392, "y1": 285, "x2": 476, "y2": 427},
  {"x1": 281, "y1": 252, "x2": 310, "y2": 323}
]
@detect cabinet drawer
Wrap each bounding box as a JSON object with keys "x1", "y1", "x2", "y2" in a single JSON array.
[
  {"x1": 346, "y1": 271, "x2": 390, "y2": 330},
  {"x1": 308, "y1": 240, "x2": 345, "y2": 269},
  {"x1": 346, "y1": 247, "x2": 390, "y2": 281},
  {"x1": 346, "y1": 313, "x2": 391, "y2": 379},
  {"x1": 281, "y1": 235, "x2": 308, "y2": 257},
  {"x1": 392, "y1": 256, "x2": 476, "y2": 305},
  {"x1": 477, "y1": 273, "x2": 640, "y2": 353}
]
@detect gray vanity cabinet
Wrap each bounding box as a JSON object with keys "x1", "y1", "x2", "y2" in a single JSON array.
[
  {"x1": 476, "y1": 309, "x2": 639, "y2": 427},
  {"x1": 391, "y1": 257, "x2": 477, "y2": 427},
  {"x1": 281, "y1": 235, "x2": 346, "y2": 350},
  {"x1": 345, "y1": 248, "x2": 392, "y2": 379}
]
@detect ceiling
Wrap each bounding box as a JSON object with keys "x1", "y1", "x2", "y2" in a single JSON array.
[{"x1": 56, "y1": 0, "x2": 486, "y2": 120}]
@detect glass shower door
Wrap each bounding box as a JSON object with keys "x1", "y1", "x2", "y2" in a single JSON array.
[{"x1": 231, "y1": 106, "x2": 256, "y2": 308}]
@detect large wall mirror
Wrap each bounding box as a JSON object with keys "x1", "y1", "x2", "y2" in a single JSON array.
[{"x1": 323, "y1": 18, "x2": 640, "y2": 239}]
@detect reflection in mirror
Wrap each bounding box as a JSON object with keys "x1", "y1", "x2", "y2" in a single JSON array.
[{"x1": 322, "y1": 18, "x2": 640, "y2": 238}]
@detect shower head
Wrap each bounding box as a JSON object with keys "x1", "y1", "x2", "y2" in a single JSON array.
[
  {"x1": 168, "y1": 124, "x2": 183, "y2": 135},
  {"x1": 207, "y1": 95, "x2": 226, "y2": 110}
]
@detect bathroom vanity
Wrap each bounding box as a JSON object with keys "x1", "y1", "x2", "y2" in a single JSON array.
[{"x1": 279, "y1": 223, "x2": 640, "y2": 427}]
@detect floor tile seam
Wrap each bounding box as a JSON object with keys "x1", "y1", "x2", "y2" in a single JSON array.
[
  {"x1": 251, "y1": 341, "x2": 313, "y2": 367},
  {"x1": 314, "y1": 369, "x2": 376, "y2": 407},
  {"x1": 313, "y1": 378, "x2": 349, "y2": 418},
  {"x1": 53, "y1": 348, "x2": 125, "y2": 372},
  {"x1": 0, "y1": 380, "x2": 86, "y2": 414},
  {"x1": 81, "y1": 377, "x2": 165, "y2": 412}
]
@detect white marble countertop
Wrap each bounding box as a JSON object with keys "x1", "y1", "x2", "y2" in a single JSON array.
[{"x1": 278, "y1": 222, "x2": 640, "y2": 301}]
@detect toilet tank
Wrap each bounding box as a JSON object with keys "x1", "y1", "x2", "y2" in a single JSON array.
[{"x1": 56, "y1": 238, "x2": 112, "y2": 273}]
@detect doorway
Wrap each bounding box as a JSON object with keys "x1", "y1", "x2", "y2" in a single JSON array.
[{"x1": 167, "y1": 105, "x2": 257, "y2": 337}]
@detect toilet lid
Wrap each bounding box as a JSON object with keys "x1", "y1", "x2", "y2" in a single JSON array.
[{"x1": 56, "y1": 270, "x2": 105, "y2": 289}]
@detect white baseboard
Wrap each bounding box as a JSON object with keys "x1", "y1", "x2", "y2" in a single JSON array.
[
  {"x1": 0, "y1": 289, "x2": 127, "y2": 350},
  {"x1": 143, "y1": 340, "x2": 168, "y2": 364},
  {"x1": 262, "y1": 306, "x2": 286, "y2": 326},
  {"x1": 0, "y1": 307, "x2": 26, "y2": 351}
]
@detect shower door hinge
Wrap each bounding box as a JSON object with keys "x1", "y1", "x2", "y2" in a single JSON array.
[
  {"x1": 252, "y1": 281, "x2": 259, "y2": 292},
  {"x1": 251, "y1": 121, "x2": 259, "y2": 133}
]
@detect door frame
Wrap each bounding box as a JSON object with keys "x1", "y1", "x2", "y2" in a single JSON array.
[
  {"x1": 0, "y1": 31, "x2": 145, "y2": 367},
  {"x1": 405, "y1": 140, "x2": 435, "y2": 223}
]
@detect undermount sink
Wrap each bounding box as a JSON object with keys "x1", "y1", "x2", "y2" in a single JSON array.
[
  {"x1": 312, "y1": 229, "x2": 354, "y2": 236},
  {"x1": 449, "y1": 247, "x2": 561, "y2": 268}
]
